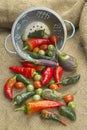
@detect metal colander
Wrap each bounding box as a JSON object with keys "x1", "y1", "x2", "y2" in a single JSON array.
[{"x1": 4, "y1": 7, "x2": 75, "y2": 61}]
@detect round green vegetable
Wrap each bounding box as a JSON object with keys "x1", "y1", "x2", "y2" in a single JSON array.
[
  {"x1": 21, "y1": 34, "x2": 28, "y2": 41},
  {"x1": 46, "y1": 50, "x2": 54, "y2": 57},
  {"x1": 35, "y1": 88, "x2": 43, "y2": 96},
  {"x1": 68, "y1": 101, "x2": 76, "y2": 109},
  {"x1": 48, "y1": 45, "x2": 55, "y2": 51},
  {"x1": 32, "y1": 94, "x2": 41, "y2": 101},
  {"x1": 26, "y1": 84, "x2": 34, "y2": 92},
  {"x1": 34, "y1": 74, "x2": 42, "y2": 81},
  {"x1": 38, "y1": 50, "x2": 45, "y2": 56}
]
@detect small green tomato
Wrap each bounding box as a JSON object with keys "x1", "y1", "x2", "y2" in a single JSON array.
[
  {"x1": 46, "y1": 50, "x2": 53, "y2": 57},
  {"x1": 35, "y1": 88, "x2": 43, "y2": 96},
  {"x1": 21, "y1": 34, "x2": 28, "y2": 41},
  {"x1": 34, "y1": 74, "x2": 42, "y2": 81},
  {"x1": 32, "y1": 94, "x2": 41, "y2": 101},
  {"x1": 38, "y1": 50, "x2": 45, "y2": 56},
  {"x1": 48, "y1": 44, "x2": 55, "y2": 51},
  {"x1": 68, "y1": 101, "x2": 76, "y2": 109},
  {"x1": 26, "y1": 84, "x2": 34, "y2": 92}
]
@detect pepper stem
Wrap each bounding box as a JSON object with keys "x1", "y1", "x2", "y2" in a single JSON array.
[
  {"x1": 22, "y1": 45, "x2": 29, "y2": 50},
  {"x1": 13, "y1": 75, "x2": 17, "y2": 80},
  {"x1": 13, "y1": 101, "x2": 17, "y2": 105},
  {"x1": 15, "y1": 105, "x2": 26, "y2": 112}
]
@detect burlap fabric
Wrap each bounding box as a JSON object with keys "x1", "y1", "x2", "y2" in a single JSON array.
[{"x1": 0, "y1": 0, "x2": 87, "y2": 130}]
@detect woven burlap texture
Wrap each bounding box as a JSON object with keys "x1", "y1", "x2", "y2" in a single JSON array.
[
  {"x1": 79, "y1": 2, "x2": 87, "y2": 56},
  {"x1": 0, "y1": 0, "x2": 87, "y2": 130}
]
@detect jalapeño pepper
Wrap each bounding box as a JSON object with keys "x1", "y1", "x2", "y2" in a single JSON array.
[
  {"x1": 16, "y1": 74, "x2": 31, "y2": 85},
  {"x1": 59, "y1": 106, "x2": 76, "y2": 121},
  {"x1": 14, "y1": 91, "x2": 35, "y2": 105}
]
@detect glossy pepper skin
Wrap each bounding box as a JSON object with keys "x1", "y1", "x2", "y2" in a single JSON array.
[
  {"x1": 4, "y1": 76, "x2": 16, "y2": 100},
  {"x1": 16, "y1": 74, "x2": 31, "y2": 85},
  {"x1": 59, "y1": 106, "x2": 76, "y2": 121},
  {"x1": 28, "y1": 30, "x2": 48, "y2": 38},
  {"x1": 41, "y1": 109, "x2": 67, "y2": 126},
  {"x1": 41, "y1": 67, "x2": 53, "y2": 85},
  {"x1": 14, "y1": 91, "x2": 35, "y2": 105},
  {"x1": 53, "y1": 66, "x2": 63, "y2": 87},
  {"x1": 9, "y1": 66, "x2": 36, "y2": 79},
  {"x1": 15, "y1": 100, "x2": 64, "y2": 114},
  {"x1": 23, "y1": 38, "x2": 52, "y2": 51}
]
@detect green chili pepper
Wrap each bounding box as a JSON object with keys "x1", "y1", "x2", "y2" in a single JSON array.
[
  {"x1": 14, "y1": 91, "x2": 35, "y2": 105},
  {"x1": 28, "y1": 30, "x2": 48, "y2": 38},
  {"x1": 58, "y1": 106, "x2": 76, "y2": 121},
  {"x1": 60, "y1": 74, "x2": 80, "y2": 86},
  {"x1": 16, "y1": 74, "x2": 31, "y2": 85},
  {"x1": 41, "y1": 109, "x2": 67, "y2": 126},
  {"x1": 28, "y1": 51, "x2": 52, "y2": 60}
]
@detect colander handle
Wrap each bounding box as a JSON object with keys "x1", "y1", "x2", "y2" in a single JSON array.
[
  {"x1": 64, "y1": 20, "x2": 75, "y2": 40},
  {"x1": 4, "y1": 34, "x2": 17, "y2": 54}
]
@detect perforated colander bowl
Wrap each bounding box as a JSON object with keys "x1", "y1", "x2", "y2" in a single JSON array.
[{"x1": 4, "y1": 7, "x2": 75, "y2": 61}]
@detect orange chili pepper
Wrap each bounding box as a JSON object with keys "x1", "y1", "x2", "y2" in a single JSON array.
[
  {"x1": 15, "y1": 100, "x2": 64, "y2": 114},
  {"x1": 4, "y1": 76, "x2": 16, "y2": 100}
]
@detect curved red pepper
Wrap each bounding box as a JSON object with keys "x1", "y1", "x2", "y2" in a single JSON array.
[
  {"x1": 24, "y1": 38, "x2": 52, "y2": 51},
  {"x1": 41, "y1": 67, "x2": 53, "y2": 85},
  {"x1": 53, "y1": 66, "x2": 63, "y2": 87},
  {"x1": 9, "y1": 66, "x2": 36, "y2": 79},
  {"x1": 21, "y1": 61, "x2": 45, "y2": 71},
  {"x1": 4, "y1": 76, "x2": 16, "y2": 100}
]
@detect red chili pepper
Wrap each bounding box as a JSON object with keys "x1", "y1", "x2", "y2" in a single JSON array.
[
  {"x1": 21, "y1": 61, "x2": 45, "y2": 71},
  {"x1": 53, "y1": 66, "x2": 63, "y2": 87},
  {"x1": 4, "y1": 76, "x2": 16, "y2": 100},
  {"x1": 41, "y1": 67, "x2": 53, "y2": 85},
  {"x1": 9, "y1": 66, "x2": 36, "y2": 79},
  {"x1": 50, "y1": 35, "x2": 58, "y2": 44},
  {"x1": 23, "y1": 38, "x2": 52, "y2": 51},
  {"x1": 15, "y1": 100, "x2": 64, "y2": 114}
]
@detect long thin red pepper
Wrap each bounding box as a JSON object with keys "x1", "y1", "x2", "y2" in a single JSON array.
[
  {"x1": 4, "y1": 76, "x2": 16, "y2": 100},
  {"x1": 53, "y1": 66, "x2": 63, "y2": 87},
  {"x1": 23, "y1": 38, "x2": 52, "y2": 51},
  {"x1": 21, "y1": 61, "x2": 45, "y2": 71},
  {"x1": 41, "y1": 67, "x2": 53, "y2": 85},
  {"x1": 15, "y1": 100, "x2": 64, "y2": 114},
  {"x1": 9, "y1": 66, "x2": 36, "y2": 79}
]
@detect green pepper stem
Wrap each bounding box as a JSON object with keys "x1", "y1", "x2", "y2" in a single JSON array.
[
  {"x1": 13, "y1": 101, "x2": 17, "y2": 105},
  {"x1": 15, "y1": 105, "x2": 26, "y2": 112},
  {"x1": 13, "y1": 75, "x2": 17, "y2": 80},
  {"x1": 22, "y1": 45, "x2": 29, "y2": 50}
]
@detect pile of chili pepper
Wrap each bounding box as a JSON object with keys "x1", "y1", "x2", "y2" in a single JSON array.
[{"x1": 3, "y1": 30, "x2": 81, "y2": 126}]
